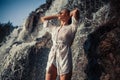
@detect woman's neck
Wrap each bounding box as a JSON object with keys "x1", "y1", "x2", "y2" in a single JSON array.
[{"x1": 60, "y1": 20, "x2": 69, "y2": 27}]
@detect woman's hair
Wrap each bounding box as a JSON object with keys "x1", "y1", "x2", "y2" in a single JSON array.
[
  {"x1": 58, "y1": 8, "x2": 70, "y2": 15},
  {"x1": 62, "y1": 8, "x2": 70, "y2": 15},
  {"x1": 68, "y1": 17, "x2": 72, "y2": 24}
]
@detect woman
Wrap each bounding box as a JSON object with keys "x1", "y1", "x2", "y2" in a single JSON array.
[{"x1": 41, "y1": 8, "x2": 79, "y2": 80}]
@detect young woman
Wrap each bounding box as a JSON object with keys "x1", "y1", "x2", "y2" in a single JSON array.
[{"x1": 41, "y1": 8, "x2": 79, "y2": 80}]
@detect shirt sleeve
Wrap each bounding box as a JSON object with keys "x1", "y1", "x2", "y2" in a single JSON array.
[
  {"x1": 71, "y1": 16, "x2": 79, "y2": 33},
  {"x1": 43, "y1": 20, "x2": 55, "y2": 33}
]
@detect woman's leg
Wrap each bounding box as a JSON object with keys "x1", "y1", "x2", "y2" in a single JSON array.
[
  {"x1": 60, "y1": 71, "x2": 72, "y2": 80},
  {"x1": 45, "y1": 64, "x2": 57, "y2": 80}
]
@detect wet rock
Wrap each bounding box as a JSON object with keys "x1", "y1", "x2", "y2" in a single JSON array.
[
  {"x1": 0, "y1": 0, "x2": 120, "y2": 80},
  {"x1": 84, "y1": 20, "x2": 120, "y2": 80}
]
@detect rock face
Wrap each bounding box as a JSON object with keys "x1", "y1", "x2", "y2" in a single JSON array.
[
  {"x1": 98, "y1": 25, "x2": 120, "y2": 80},
  {"x1": 84, "y1": 22, "x2": 120, "y2": 80},
  {"x1": 84, "y1": 0, "x2": 120, "y2": 80},
  {"x1": 0, "y1": 0, "x2": 120, "y2": 80}
]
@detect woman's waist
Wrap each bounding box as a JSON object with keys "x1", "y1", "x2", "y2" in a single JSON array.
[{"x1": 53, "y1": 41, "x2": 70, "y2": 46}]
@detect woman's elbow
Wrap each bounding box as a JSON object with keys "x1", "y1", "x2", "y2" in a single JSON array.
[{"x1": 40, "y1": 17, "x2": 45, "y2": 23}]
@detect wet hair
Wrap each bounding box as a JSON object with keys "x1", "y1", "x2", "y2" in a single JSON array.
[
  {"x1": 68, "y1": 17, "x2": 72, "y2": 24},
  {"x1": 59, "y1": 8, "x2": 70, "y2": 15},
  {"x1": 63, "y1": 8, "x2": 70, "y2": 14}
]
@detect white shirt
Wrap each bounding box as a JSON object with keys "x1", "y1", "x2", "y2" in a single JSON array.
[{"x1": 43, "y1": 16, "x2": 78, "y2": 75}]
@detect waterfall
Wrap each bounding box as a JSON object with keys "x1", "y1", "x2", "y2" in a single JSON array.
[
  {"x1": 0, "y1": 25, "x2": 36, "y2": 77},
  {"x1": 45, "y1": 0, "x2": 68, "y2": 15},
  {"x1": 0, "y1": 0, "x2": 69, "y2": 79},
  {"x1": 0, "y1": 0, "x2": 111, "y2": 80}
]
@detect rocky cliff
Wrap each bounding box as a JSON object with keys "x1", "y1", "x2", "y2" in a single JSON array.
[{"x1": 0, "y1": 0, "x2": 120, "y2": 80}]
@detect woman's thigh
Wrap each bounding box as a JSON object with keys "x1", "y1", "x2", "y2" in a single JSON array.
[
  {"x1": 60, "y1": 71, "x2": 72, "y2": 80},
  {"x1": 45, "y1": 64, "x2": 57, "y2": 80}
]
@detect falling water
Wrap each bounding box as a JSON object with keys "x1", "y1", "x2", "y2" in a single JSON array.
[
  {"x1": 0, "y1": 0, "x2": 110, "y2": 80},
  {"x1": 45, "y1": 0, "x2": 68, "y2": 15},
  {"x1": 0, "y1": 0, "x2": 69, "y2": 80}
]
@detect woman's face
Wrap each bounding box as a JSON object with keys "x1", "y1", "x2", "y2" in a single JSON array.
[{"x1": 58, "y1": 10, "x2": 70, "y2": 21}]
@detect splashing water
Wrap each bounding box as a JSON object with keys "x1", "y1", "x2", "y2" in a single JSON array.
[
  {"x1": 45, "y1": 0, "x2": 68, "y2": 15},
  {"x1": 0, "y1": 0, "x2": 110, "y2": 80},
  {"x1": 0, "y1": 0, "x2": 69, "y2": 79}
]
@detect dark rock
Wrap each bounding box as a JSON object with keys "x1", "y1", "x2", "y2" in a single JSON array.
[{"x1": 84, "y1": 20, "x2": 120, "y2": 80}]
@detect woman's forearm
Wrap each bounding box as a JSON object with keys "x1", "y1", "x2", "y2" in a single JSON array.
[
  {"x1": 70, "y1": 8, "x2": 79, "y2": 21},
  {"x1": 41, "y1": 14, "x2": 58, "y2": 23}
]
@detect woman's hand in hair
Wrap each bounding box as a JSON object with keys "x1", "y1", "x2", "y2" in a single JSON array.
[{"x1": 70, "y1": 8, "x2": 80, "y2": 21}]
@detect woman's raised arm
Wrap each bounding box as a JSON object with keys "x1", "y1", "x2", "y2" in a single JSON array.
[
  {"x1": 70, "y1": 8, "x2": 80, "y2": 21},
  {"x1": 40, "y1": 14, "x2": 58, "y2": 23}
]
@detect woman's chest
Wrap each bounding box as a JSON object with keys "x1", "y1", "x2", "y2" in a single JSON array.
[{"x1": 57, "y1": 26, "x2": 73, "y2": 39}]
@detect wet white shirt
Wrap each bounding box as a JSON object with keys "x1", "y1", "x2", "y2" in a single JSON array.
[{"x1": 43, "y1": 16, "x2": 78, "y2": 75}]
